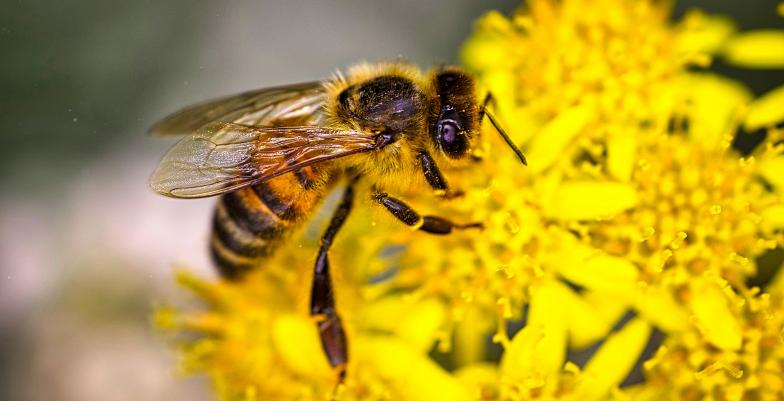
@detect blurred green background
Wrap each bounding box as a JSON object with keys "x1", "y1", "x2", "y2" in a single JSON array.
[{"x1": 0, "y1": 1, "x2": 781, "y2": 400}]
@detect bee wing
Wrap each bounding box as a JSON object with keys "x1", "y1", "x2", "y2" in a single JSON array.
[
  {"x1": 151, "y1": 122, "x2": 377, "y2": 198},
  {"x1": 149, "y1": 81, "x2": 326, "y2": 136}
]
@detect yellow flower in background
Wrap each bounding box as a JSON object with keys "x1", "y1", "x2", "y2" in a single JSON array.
[
  {"x1": 455, "y1": 312, "x2": 652, "y2": 401},
  {"x1": 157, "y1": 228, "x2": 473, "y2": 401},
  {"x1": 462, "y1": 0, "x2": 694, "y2": 169},
  {"x1": 461, "y1": 0, "x2": 784, "y2": 177},
  {"x1": 453, "y1": 0, "x2": 784, "y2": 398},
  {"x1": 638, "y1": 287, "x2": 784, "y2": 401},
  {"x1": 158, "y1": 1, "x2": 784, "y2": 400}
]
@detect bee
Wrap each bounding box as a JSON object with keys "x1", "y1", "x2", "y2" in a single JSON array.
[{"x1": 150, "y1": 62, "x2": 526, "y2": 381}]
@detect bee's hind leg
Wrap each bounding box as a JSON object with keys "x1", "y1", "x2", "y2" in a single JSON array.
[{"x1": 310, "y1": 180, "x2": 356, "y2": 383}]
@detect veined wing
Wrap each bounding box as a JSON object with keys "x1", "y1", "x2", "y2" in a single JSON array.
[
  {"x1": 151, "y1": 122, "x2": 378, "y2": 198},
  {"x1": 149, "y1": 81, "x2": 326, "y2": 136}
]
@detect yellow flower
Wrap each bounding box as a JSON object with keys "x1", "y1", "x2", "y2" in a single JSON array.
[
  {"x1": 457, "y1": 1, "x2": 783, "y2": 400},
  {"x1": 461, "y1": 0, "x2": 710, "y2": 168},
  {"x1": 492, "y1": 281, "x2": 651, "y2": 400},
  {"x1": 458, "y1": 0, "x2": 784, "y2": 337},
  {"x1": 157, "y1": 245, "x2": 471, "y2": 401},
  {"x1": 638, "y1": 288, "x2": 784, "y2": 401},
  {"x1": 158, "y1": 1, "x2": 784, "y2": 400}
]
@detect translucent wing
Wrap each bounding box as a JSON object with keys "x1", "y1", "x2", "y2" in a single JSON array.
[
  {"x1": 149, "y1": 81, "x2": 326, "y2": 136},
  {"x1": 151, "y1": 122, "x2": 377, "y2": 198}
]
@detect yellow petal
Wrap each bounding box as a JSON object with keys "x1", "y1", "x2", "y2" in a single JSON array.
[
  {"x1": 676, "y1": 13, "x2": 736, "y2": 55},
  {"x1": 723, "y1": 30, "x2": 784, "y2": 68},
  {"x1": 550, "y1": 237, "x2": 639, "y2": 296},
  {"x1": 619, "y1": 382, "x2": 659, "y2": 401},
  {"x1": 688, "y1": 278, "x2": 742, "y2": 351},
  {"x1": 607, "y1": 132, "x2": 637, "y2": 181},
  {"x1": 527, "y1": 105, "x2": 592, "y2": 173},
  {"x1": 494, "y1": 102, "x2": 543, "y2": 146},
  {"x1": 581, "y1": 291, "x2": 630, "y2": 323},
  {"x1": 481, "y1": 71, "x2": 516, "y2": 102},
  {"x1": 684, "y1": 73, "x2": 752, "y2": 146},
  {"x1": 502, "y1": 281, "x2": 568, "y2": 386},
  {"x1": 526, "y1": 281, "x2": 569, "y2": 371},
  {"x1": 454, "y1": 306, "x2": 494, "y2": 366},
  {"x1": 634, "y1": 285, "x2": 689, "y2": 333},
  {"x1": 532, "y1": 170, "x2": 564, "y2": 214},
  {"x1": 760, "y1": 156, "x2": 784, "y2": 191},
  {"x1": 272, "y1": 314, "x2": 332, "y2": 380},
  {"x1": 476, "y1": 71, "x2": 544, "y2": 146},
  {"x1": 398, "y1": 299, "x2": 445, "y2": 351},
  {"x1": 453, "y1": 363, "x2": 498, "y2": 398},
  {"x1": 574, "y1": 318, "x2": 651, "y2": 399},
  {"x1": 564, "y1": 288, "x2": 626, "y2": 348},
  {"x1": 500, "y1": 326, "x2": 549, "y2": 389},
  {"x1": 461, "y1": 33, "x2": 511, "y2": 74},
  {"x1": 360, "y1": 297, "x2": 445, "y2": 352},
  {"x1": 175, "y1": 270, "x2": 226, "y2": 306},
  {"x1": 358, "y1": 336, "x2": 472, "y2": 401},
  {"x1": 745, "y1": 84, "x2": 784, "y2": 130},
  {"x1": 546, "y1": 181, "x2": 638, "y2": 221},
  {"x1": 473, "y1": 9, "x2": 515, "y2": 35},
  {"x1": 460, "y1": 11, "x2": 515, "y2": 73},
  {"x1": 564, "y1": 254, "x2": 638, "y2": 295},
  {"x1": 761, "y1": 204, "x2": 784, "y2": 232}
]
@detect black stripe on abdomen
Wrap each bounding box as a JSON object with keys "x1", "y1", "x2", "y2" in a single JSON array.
[
  {"x1": 209, "y1": 235, "x2": 256, "y2": 280},
  {"x1": 212, "y1": 203, "x2": 272, "y2": 258},
  {"x1": 209, "y1": 186, "x2": 298, "y2": 279},
  {"x1": 252, "y1": 182, "x2": 296, "y2": 221},
  {"x1": 221, "y1": 190, "x2": 286, "y2": 240}
]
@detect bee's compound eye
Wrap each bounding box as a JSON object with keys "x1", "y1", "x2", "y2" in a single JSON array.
[
  {"x1": 441, "y1": 121, "x2": 459, "y2": 143},
  {"x1": 438, "y1": 120, "x2": 467, "y2": 158}
]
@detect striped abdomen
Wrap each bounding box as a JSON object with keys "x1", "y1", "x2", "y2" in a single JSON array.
[{"x1": 210, "y1": 168, "x2": 329, "y2": 279}]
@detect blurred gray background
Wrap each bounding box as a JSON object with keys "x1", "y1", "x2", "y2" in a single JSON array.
[{"x1": 0, "y1": 1, "x2": 780, "y2": 400}]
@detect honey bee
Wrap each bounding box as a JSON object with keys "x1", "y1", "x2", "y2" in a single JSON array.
[{"x1": 150, "y1": 62, "x2": 526, "y2": 381}]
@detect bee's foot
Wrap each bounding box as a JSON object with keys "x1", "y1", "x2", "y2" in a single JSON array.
[
  {"x1": 437, "y1": 189, "x2": 465, "y2": 200},
  {"x1": 456, "y1": 221, "x2": 484, "y2": 230},
  {"x1": 329, "y1": 366, "x2": 348, "y2": 400},
  {"x1": 311, "y1": 313, "x2": 327, "y2": 324}
]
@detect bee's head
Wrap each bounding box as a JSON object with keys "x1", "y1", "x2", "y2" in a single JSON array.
[
  {"x1": 429, "y1": 69, "x2": 479, "y2": 160},
  {"x1": 430, "y1": 68, "x2": 528, "y2": 167}
]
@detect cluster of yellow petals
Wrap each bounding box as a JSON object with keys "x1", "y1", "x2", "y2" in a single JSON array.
[
  {"x1": 462, "y1": 0, "x2": 685, "y2": 139},
  {"x1": 158, "y1": 1, "x2": 784, "y2": 400},
  {"x1": 157, "y1": 240, "x2": 472, "y2": 401},
  {"x1": 639, "y1": 287, "x2": 784, "y2": 401},
  {"x1": 455, "y1": 0, "x2": 784, "y2": 399}
]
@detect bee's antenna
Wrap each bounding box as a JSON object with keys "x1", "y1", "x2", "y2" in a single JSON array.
[{"x1": 480, "y1": 94, "x2": 527, "y2": 166}]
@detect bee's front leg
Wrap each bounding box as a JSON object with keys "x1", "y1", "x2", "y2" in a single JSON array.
[
  {"x1": 372, "y1": 192, "x2": 483, "y2": 234},
  {"x1": 417, "y1": 151, "x2": 464, "y2": 199},
  {"x1": 311, "y1": 180, "x2": 356, "y2": 383}
]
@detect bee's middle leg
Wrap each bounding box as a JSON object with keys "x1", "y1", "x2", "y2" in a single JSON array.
[
  {"x1": 372, "y1": 192, "x2": 483, "y2": 234},
  {"x1": 311, "y1": 181, "x2": 355, "y2": 382}
]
